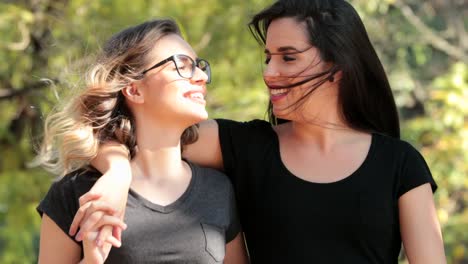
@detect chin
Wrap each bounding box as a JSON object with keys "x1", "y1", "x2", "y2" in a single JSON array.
[
  {"x1": 272, "y1": 109, "x2": 290, "y2": 120},
  {"x1": 188, "y1": 110, "x2": 209, "y2": 124},
  {"x1": 197, "y1": 108, "x2": 209, "y2": 119}
]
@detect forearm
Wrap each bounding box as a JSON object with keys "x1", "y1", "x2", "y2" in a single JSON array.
[
  {"x1": 89, "y1": 142, "x2": 132, "y2": 196},
  {"x1": 91, "y1": 141, "x2": 131, "y2": 174},
  {"x1": 182, "y1": 120, "x2": 224, "y2": 170},
  {"x1": 69, "y1": 143, "x2": 132, "y2": 238}
]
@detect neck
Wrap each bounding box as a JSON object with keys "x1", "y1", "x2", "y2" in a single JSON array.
[
  {"x1": 284, "y1": 120, "x2": 366, "y2": 154},
  {"x1": 131, "y1": 116, "x2": 188, "y2": 181}
]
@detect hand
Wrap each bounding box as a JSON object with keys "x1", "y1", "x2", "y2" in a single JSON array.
[
  {"x1": 70, "y1": 146, "x2": 132, "y2": 247},
  {"x1": 80, "y1": 216, "x2": 121, "y2": 264},
  {"x1": 79, "y1": 213, "x2": 127, "y2": 264},
  {"x1": 81, "y1": 230, "x2": 113, "y2": 264},
  {"x1": 70, "y1": 195, "x2": 127, "y2": 244},
  {"x1": 70, "y1": 165, "x2": 131, "y2": 243}
]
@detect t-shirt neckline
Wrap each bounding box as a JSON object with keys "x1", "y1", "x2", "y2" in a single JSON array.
[
  {"x1": 128, "y1": 160, "x2": 197, "y2": 213},
  {"x1": 270, "y1": 127, "x2": 376, "y2": 186}
]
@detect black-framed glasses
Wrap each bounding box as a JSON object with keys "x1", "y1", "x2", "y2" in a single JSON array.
[{"x1": 141, "y1": 54, "x2": 211, "y2": 84}]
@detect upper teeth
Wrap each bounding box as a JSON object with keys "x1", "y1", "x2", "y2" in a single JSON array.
[
  {"x1": 270, "y1": 88, "x2": 288, "y2": 95},
  {"x1": 190, "y1": 92, "x2": 204, "y2": 100}
]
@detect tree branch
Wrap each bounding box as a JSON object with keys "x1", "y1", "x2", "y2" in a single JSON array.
[
  {"x1": 5, "y1": 21, "x2": 31, "y2": 51},
  {"x1": 393, "y1": 0, "x2": 468, "y2": 61},
  {"x1": 0, "y1": 79, "x2": 57, "y2": 100}
]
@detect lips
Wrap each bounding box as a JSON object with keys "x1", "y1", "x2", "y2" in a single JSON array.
[
  {"x1": 268, "y1": 85, "x2": 290, "y2": 102},
  {"x1": 184, "y1": 90, "x2": 206, "y2": 105}
]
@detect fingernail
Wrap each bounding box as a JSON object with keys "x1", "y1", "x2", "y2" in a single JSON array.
[
  {"x1": 76, "y1": 231, "x2": 82, "y2": 241},
  {"x1": 96, "y1": 239, "x2": 103, "y2": 247}
]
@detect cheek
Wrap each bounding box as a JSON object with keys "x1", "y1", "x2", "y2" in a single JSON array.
[
  {"x1": 144, "y1": 74, "x2": 180, "y2": 95},
  {"x1": 152, "y1": 85, "x2": 179, "y2": 102}
]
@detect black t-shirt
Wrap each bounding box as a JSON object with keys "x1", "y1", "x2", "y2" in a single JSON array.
[
  {"x1": 216, "y1": 119, "x2": 437, "y2": 264},
  {"x1": 37, "y1": 161, "x2": 240, "y2": 263}
]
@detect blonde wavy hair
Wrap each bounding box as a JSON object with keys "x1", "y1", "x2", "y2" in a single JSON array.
[{"x1": 35, "y1": 19, "x2": 199, "y2": 176}]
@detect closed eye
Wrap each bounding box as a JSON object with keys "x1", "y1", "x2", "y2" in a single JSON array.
[{"x1": 283, "y1": 56, "x2": 295, "y2": 62}]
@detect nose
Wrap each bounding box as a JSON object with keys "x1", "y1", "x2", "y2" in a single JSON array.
[
  {"x1": 191, "y1": 66, "x2": 210, "y2": 84},
  {"x1": 263, "y1": 61, "x2": 281, "y2": 80}
]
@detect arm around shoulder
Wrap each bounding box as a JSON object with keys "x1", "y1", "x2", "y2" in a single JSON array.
[
  {"x1": 183, "y1": 119, "x2": 224, "y2": 170},
  {"x1": 91, "y1": 141, "x2": 131, "y2": 177},
  {"x1": 68, "y1": 142, "x2": 132, "y2": 241},
  {"x1": 85, "y1": 141, "x2": 132, "y2": 210}
]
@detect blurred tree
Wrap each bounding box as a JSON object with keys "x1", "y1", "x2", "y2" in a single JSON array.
[
  {"x1": 0, "y1": 0, "x2": 466, "y2": 263},
  {"x1": 351, "y1": 1, "x2": 467, "y2": 263}
]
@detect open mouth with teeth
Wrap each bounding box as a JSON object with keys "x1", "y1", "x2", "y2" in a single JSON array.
[
  {"x1": 269, "y1": 88, "x2": 290, "y2": 102},
  {"x1": 184, "y1": 91, "x2": 206, "y2": 105}
]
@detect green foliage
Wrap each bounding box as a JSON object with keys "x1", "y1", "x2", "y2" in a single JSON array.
[
  {"x1": 0, "y1": 168, "x2": 50, "y2": 264},
  {"x1": 403, "y1": 62, "x2": 468, "y2": 263},
  {"x1": 353, "y1": 1, "x2": 467, "y2": 263},
  {"x1": 0, "y1": 0, "x2": 466, "y2": 263}
]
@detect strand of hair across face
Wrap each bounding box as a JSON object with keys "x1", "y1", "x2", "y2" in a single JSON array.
[{"x1": 269, "y1": 65, "x2": 338, "y2": 90}]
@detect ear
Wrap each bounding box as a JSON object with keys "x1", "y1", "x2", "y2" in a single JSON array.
[
  {"x1": 334, "y1": 70, "x2": 343, "y2": 82},
  {"x1": 329, "y1": 69, "x2": 343, "y2": 83},
  {"x1": 121, "y1": 83, "x2": 144, "y2": 104}
]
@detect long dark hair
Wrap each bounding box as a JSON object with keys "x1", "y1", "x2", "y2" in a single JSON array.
[{"x1": 249, "y1": 0, "x2": 400, "y2": 138}]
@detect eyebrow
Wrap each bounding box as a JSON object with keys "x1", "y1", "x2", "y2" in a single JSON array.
[{"x1": 264, "y1": 46, "x2": 301, "y2": 54}]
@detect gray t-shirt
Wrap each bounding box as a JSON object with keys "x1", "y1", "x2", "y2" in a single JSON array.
[{"x1": 37, "y1": 161, "x2": 240, "y2": 263}]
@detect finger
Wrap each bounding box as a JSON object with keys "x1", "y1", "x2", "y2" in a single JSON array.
[
  {"x1": 82, "y1": 230, "x2": 98, "y2": 243},
  {"x1": 85, "y1": 215, "x2": 126, "y2": 244},
  {"x1": 87, "y1": 201, "x2": 118, "y2": 215},
  {"x1": 104, "y1": 235, "x2": 122, "y2": 248},
  {"x1": 97, "y1": 225, "x2": 121, "y2": 248},
  {"x1": 69, "y1": 202, "x2": 92, "y2": 235},
  {"x1": 113, "y1": 226, "x2": 123, "y2": 242},
  {"x1": 71, "y1": 194, "x2": 103, "y2": 235},
  {"x1": 70, "y1": 201, "x2": 116, "y2": 236},
  {"x1": 95, "y1": 218, "x2": 126, "y2": 247},
  {"x1": 96, "y1": 225, "x2": 113, "y2": 247},
  {"x1": 76, "y1": 211, "x2": 105, "y2": 241},
  {"x1": 96, "y1": 216, "x2": 127, "y2": 231},
  {"x1": 83, "y1": 232, "x2": 122, "y2": 247},
  {"x1": 79, "y1": 192, "x2": 102, "y2": 206}
]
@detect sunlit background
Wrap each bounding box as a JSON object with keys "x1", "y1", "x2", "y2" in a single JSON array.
[{"x1": 0, "y1": 0, "x2": 467, "y2": 263}]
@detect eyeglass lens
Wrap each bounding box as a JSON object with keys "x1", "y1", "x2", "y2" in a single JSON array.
[{"x1": 174, "y1": 55, "x2": 211, "y2": 83}]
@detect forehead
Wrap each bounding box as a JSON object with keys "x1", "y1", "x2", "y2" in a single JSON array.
[
  {"x1": 149, "y1": 34, "x2": 197, "y2": 61},
  {"x1": 265, "y1": 17, "x2": 310, "y2": 51}
]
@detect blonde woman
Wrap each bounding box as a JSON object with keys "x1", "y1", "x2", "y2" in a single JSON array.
[{"x1": 36, "y1": 19, "x2": 248, "y2": 263}]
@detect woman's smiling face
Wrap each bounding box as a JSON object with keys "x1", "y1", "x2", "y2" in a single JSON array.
[
  {"x1": 137, "y1": 33, "x2": 210, "y2": 127},
  {"x1": 263, "y1": 17, "x2": 335, "y2": 120}
]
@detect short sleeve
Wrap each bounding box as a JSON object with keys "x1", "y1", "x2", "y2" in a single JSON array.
[
  {"x1": 36, "y1": 176, "x2": 81, "y2": 244},
  {"x1": 397, "y1": 143, "x2": 438, "y2": 197},
  {"x1": 36, "y1": 170, "x2": 98, "y2": 245},
  {"x1": 216, "y1": 119, "x2": 246, "y2": 184},
  {"x1": 215, "y1": 118, "x2": 272, "y2": 186}
]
